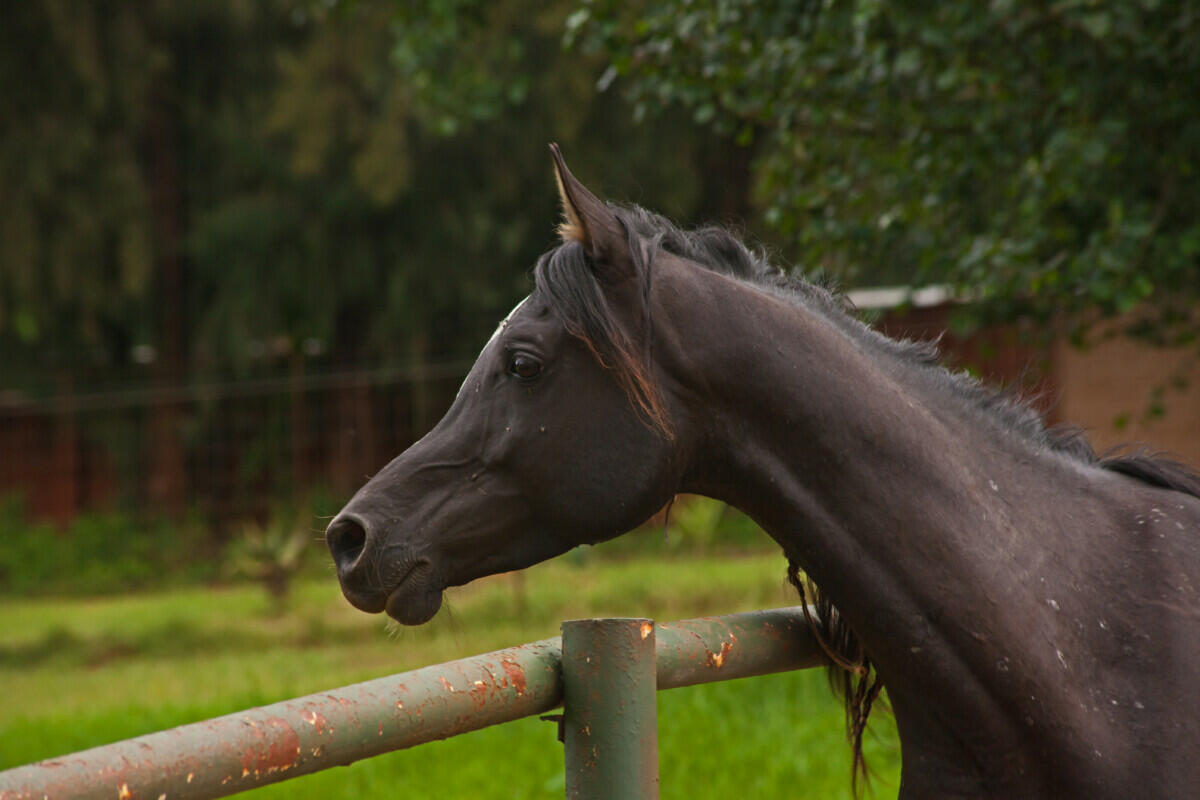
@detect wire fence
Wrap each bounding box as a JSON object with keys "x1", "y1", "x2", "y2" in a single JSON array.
[{"x1": 0, "y1": 359, "x2": 473, "y2": 529}]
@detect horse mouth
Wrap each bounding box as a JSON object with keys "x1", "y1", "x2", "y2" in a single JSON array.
[{"x1": 384, "y1": 560, "x2": 442, "y2": 625}]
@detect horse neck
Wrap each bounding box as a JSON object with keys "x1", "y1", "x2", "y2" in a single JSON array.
[
  {"x1": 661, "y1": 264, "x2": 1089, "y2": 749},
  {"x1": 667, "y1": 268, "x2": 1032, "y2": 557}
]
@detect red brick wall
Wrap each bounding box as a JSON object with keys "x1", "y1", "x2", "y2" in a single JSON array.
[
  {"x1": 1054, "y1": 335, "x2": 1200, "y2": 467},
  {"x1": 876, "y1": 305, "x2": 1199, "y2": 468}
]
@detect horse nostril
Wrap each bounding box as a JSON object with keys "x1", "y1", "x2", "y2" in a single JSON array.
[{"x1": 327, "y1": 515, "x2": 368, "y2": 573}]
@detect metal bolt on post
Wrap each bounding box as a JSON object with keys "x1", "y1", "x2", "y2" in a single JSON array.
[{"x1": 561, "y1": 617, "x2": 659, "y2": 799}]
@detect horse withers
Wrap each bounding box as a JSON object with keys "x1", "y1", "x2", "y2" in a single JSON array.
[{"x1": 326, "y1": 145, "x2": 1200, "y2": 798}]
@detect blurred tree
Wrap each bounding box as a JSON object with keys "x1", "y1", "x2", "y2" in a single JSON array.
[
  {"x1": 0, "y1": 0, "x2": 750, "y2": 382},
  {"x1": 572, "y1": 0, "x2": 1200, "y2": 349},
  {"x1": 0, "y1": 1, "x2": 158, "y2": 379},
  {"x1": 0, "y1": 0, "x2": 747, "y2": 521},
  {"x1": 259, "y1": 0, "x2": 746, "y2": 372}
]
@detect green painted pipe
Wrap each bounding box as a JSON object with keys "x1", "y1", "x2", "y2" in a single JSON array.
[
  {"x1": 562, "y1": 618, "x2": 659, "y2": 799},
  {"x1": 0, "y1": 606, "x2": 825, "y2": 800}
]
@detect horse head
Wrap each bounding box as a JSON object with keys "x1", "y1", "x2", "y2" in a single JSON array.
[{"x1": 325, "y1": 146, "x2": 687, "y2": 624}]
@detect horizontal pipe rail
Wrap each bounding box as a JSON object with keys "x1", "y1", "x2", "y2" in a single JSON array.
[{"x1": 0, "y1": 606, "x2": 825, "y2": 800}]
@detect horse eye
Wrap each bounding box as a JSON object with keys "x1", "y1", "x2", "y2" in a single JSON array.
[{"x1": 508, "y1": 353, "x2": 543, "y2": 381}]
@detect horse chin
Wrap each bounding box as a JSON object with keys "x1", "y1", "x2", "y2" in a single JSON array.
[{"x1": 384, "y1": 568, "x2": 443, "y2": 625}]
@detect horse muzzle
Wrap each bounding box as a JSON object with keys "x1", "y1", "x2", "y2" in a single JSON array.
[{"x1": 325, "y1": 509, "x2": 442, "y2": 623}]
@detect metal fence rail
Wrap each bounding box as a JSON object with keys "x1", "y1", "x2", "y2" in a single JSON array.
[{"x1": 0, "y1": 606, "x2": 826, "y2": 800}]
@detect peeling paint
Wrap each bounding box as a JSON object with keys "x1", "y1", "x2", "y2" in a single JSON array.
[
  {"x1": 299, "y1": 709, "x2": 330, "y2": 735},
  {"x1": 500, "y1": 657, "x2": 527, "y2": 696},
  {"x1": 468, "y1": 674, "x2": 504, "y2": 711},
  {"x1": 239, "y1": 717, "x2": 301, "y2": 778},
  {"x1": 706, "y1": 639, "x2": 735, "y2": 668},
  {"x1": 640, "y1": 622, "x2": 653, "y2": 640}
]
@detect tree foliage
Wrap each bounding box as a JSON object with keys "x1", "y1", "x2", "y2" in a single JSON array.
[
  {"x1": 0, "y1": 0, "x2": 745, "y2": 387},
  {"x1": 1, "y1": 0, "x2": 755, "y2": 522},
  {"x1": 573, "y1": 0, "x2": 1200, "y2": 345},
  {"x1": 0, "y1": 2, "x2": 159, "y2": 372}
]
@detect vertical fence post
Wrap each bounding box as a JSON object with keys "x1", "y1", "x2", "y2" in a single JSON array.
[{"x1": 561, "y1": 618, "x2": 659, "y2": 799}]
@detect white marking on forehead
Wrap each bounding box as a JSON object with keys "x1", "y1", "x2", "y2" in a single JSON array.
[
  {"x1": 456, "y1": 295, "x2": 531, "y2": 399},
  {"x1": 485, "y1": 295, "x2": 530, "y2": 349}
]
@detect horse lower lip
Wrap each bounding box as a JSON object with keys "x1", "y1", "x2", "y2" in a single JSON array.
[
  {"x1": 384, "y1": 562, "x2": 424, "y2": 612},
  {"x1": 388, "y1": 562, "x2": 420, "y2": 598},
  {"x1": 385, "y1": 586, "x2": 406, "y2": 618},
  {"x1": 384, "y1": 561, "x2": 443, "y2": 624}
]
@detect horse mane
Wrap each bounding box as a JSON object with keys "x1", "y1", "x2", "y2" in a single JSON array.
[
  {"x1": 1097, "y1": 450, "x2": 1200, "y2": 498},
  {"x1": 533, "y1": 201, "x2": 1200, "y2": 792}
]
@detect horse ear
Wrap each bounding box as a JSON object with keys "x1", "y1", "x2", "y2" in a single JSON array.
[{"x1": 549, "y1": 143, "x2": 634, "y2": 284}]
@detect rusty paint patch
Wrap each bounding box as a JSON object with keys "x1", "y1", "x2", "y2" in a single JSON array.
[
  {"x1": 469, "y1": 678, "x2": 489, "y2": 710},
  {"x1": 438, "y1": 676, "x2": 457, "y2": 693},
  {"x1": 640, "y1": 622, "x2": 653, "y2": 640},
  {"x1": 118, "y1": 783, "x2": 132, "y2": 800},
  {"x1": 187, "y1": 772, "x2": 194, "y2": 783},
  {"x1": 300, "y1": 709, "x2": 330, "y2": 734},
  {"x1": 239, "y1": 717, "x2": 302, "y2": 778},
  {"x1": 467, "y1": 672, "x2": 508, "y2": 710},
  {"x1": 706, "y1": 639, "x2": 735, "y2": 669},
  {"x1": 500, "y1": 657, "x2": 527, "y2": 696},
  {"x1": 396, "y1": 699, "x2": 405, "y2": 710}
]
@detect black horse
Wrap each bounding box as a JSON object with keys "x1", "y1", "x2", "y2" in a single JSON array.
[{"x1": 326, "y1": 146, "x2": 1200, "y2": 798}]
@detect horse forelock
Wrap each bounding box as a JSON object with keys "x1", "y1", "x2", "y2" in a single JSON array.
[{"x1": 532, "y1": 238, "x2": 673, "y2": 438}]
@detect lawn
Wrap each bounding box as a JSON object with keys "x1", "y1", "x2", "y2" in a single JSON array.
[{"x1": 0, "y1": 550, "x2": 900, "y2": 798}]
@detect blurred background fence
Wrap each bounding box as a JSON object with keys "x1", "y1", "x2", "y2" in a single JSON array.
[{"x1": 0, "y1": 357, "x2": 472, "y2": 526}]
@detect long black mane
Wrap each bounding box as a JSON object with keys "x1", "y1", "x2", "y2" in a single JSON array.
[
  {"x1": 539, "y1": 202, "x2": 1200, "y2": 497},
  {"x1": 533, "y1": 201, "x2": 1200, "y2": 790}
]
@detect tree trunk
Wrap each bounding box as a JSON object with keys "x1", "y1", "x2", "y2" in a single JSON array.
[
  {"x1": 289, "y1": 351, "x2": 307, "y2": 492},
  {"x1": 145, "y1": 73, "x2": 187, "y2": 516},
  {"x1": 50, "y1": 371, "x2": 79, "y2": 526}
]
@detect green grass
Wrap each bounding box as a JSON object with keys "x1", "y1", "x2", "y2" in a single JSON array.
[{"x1": 0, "y1": 551, "x2": 900, "y2": 798}]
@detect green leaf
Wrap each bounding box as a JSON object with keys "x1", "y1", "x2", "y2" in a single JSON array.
[
  {"x1": 1080, "y1": 12, "x2": 1111, "y2": 39},
  {"x1": 13, "y1": 309, "x2": 38, "y2": 342}
]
